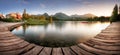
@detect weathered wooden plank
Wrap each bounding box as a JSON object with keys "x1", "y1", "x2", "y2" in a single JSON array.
[
  {"x1": 0, "y1": 39, "x2": 24, "y2": 47},
  {"x1": 91, "y1": 38, "x2": 120, "y2": 43},
  {"x1": 101, "y1": 31, "x2": 120, "y2": 33},
  {"x1": 0, "y1": 36, "x2": 17, "y2": 40},
  {"x1": 71, "y1": 46, "x2": 95, "y2": 55},
  {"x1": 97, "y1": 34, "x2": 120, "y2": 37},
  {"x1": 0, "y1": 31, "x2": 11, "y2": 35},
  {"x1": 85, "y1": 39, "x2": 120, "y2": 46},
  {"x1": 22, "y1": 46, "x2": 43, "y2": 55},
  {"x1": 78, "y1": 43, "x2": 120, "y2": 54},
  {"x1": 95, "y1": 35, "x2": 120, "y2": 40},
  {"x1": 62, "y1": 47, "x2": 76, "y2": 55},
  {"x1": 0, "y1": 27, "x2": 8, "y2": 32},
  {"x1": 101, "y1": 30, "x2": 120, "y2": 34},
  {"x1": 0, "y1": 37, "x2": 22, "y2": 43},
  {"x1": 96, "y1": 34, "x2": 120, "y2": 38},
  {"x1": 94, "y1": 45, "x2": 120, "y2": 51},
  {"x1": 105, "y1": 28, "x2": 120, "y2": 31},
  {"x1": 0, "y1": 44, "x2": 34, "y2": 55},
  {"x1": 99, "y1": 33, "x2": 120, "y2": 36},
  {"x1": 108, "y1": 26, "x2": 120, "y2": 28},
  {"x1": 0, "y1": 32, "x2": 14, "y2": 37},
  {"x1": 101, "y1": 30, "x2": 120, "y2": 32},
  {"x1": 0, "y1": 41, "x2": 29, "y2": 52},
  {"x1": 39, "y1": 47, "x2": 52, "y2": 55},
  {"x1": 8, "y1": 24, "x2": 21, "y2": 31},
  {"x1": 52, "y1": 48, "x2": 63, "y2": 55},
  {"x1": 18, "y1": 44, "x2": 36, "y2": 55},
  {"x1": 83, "y1": 41, "x2": 94, "y2": 47}
]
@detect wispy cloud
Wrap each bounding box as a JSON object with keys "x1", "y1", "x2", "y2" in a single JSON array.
[
  {"x1": 22, "y1": 0, "x2": 29, "y2": 4},
  {"x1": 75, "y1": 0, "x2": 82, "y2": 2},
  {"x1": 40, "y1": 3, "x2": 46, "y2": 8},
  {"x1": 82, "y1": 1, "x2": 94, "y2": 7},
  {"x1": 83, "y1": 1, "x2": 91, "y2": 5}
]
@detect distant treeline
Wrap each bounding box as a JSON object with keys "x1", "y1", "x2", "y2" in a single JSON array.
[{"x1": 52, "y1": 16, "x2": 110, "y2": 21}]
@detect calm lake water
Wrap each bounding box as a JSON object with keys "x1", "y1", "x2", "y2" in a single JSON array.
[{"x1": 12, "y1": 21, "x2": 110, "y2": 47}]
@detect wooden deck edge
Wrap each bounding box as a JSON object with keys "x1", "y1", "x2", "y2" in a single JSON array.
[{"x1": 0, "y1": 22, "x2": 120, "y2": 55}]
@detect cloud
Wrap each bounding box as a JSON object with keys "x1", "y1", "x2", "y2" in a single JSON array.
[
  {"x1": 40, "y1": 3, "x2": 46, "y2": 8},
  {"x1": 83, "y1": 1, "x2": 91, "y2": 5},
  {"x1": 82, "y1": 1, "x2": 94, "y2": 7},
  {"x1": 22, "y1": 0, "x2": 29, "y2": 4},
  {"x1": 75, "y1": 0, "x2": 82, "y2": 2}
]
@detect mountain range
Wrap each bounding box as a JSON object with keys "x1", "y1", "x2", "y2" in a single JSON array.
[
  {"x1": 53, "y1": 12, "x2": 96, "y2": 19},
  {"x1": 71, "y1": 13, "x2": 96, "y2": 18},
  {"x1": 35, "y1": 12, "x2": 97, "y2": 19}
]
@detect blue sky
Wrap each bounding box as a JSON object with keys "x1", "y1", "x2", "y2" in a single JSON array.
[{"x1": 0, "y1": 0, "x2": 119, "y2": 16}]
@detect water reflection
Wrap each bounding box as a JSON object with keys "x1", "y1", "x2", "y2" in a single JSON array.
[{"x1": 12, "y1": 21, "x2": 110, "y2": 47}]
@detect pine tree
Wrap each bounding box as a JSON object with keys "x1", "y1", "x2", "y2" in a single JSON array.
[
  {"x1": 22, "y1": 9, "x2": 29, "y2": 20},
  {"x1": 118, "y1": 6, "x2": 120, "y2": 21},
  {"x1": 110, "y1": 4, "x2": 118, "y2": 22}
]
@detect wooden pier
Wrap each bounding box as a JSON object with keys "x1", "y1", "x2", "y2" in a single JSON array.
[{"x1": 0, "y1": 22, "x2": 120, "y2": 55}]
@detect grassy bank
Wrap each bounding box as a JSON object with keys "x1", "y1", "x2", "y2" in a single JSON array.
[{"x1": 25, "y1": 18, "x2": 48, "y2": 25}]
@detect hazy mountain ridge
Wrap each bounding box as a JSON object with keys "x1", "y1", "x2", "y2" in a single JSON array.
[
  {"x1": 31, "y1": 12, "x2": 97, "y2": 19},
  {"x1": 53, "y1": 12, "x2": 96, "y2": 19},
  {"x1": 53, "y1": 12, "x2": 70, "y2": 19},
  {"x1": 71, "y1": 13, "x2": 96, "y2": 18}
]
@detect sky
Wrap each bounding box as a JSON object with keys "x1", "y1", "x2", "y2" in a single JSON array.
[{"x1": 0, "y1": 0, "x2": 119, "y2": 16}]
